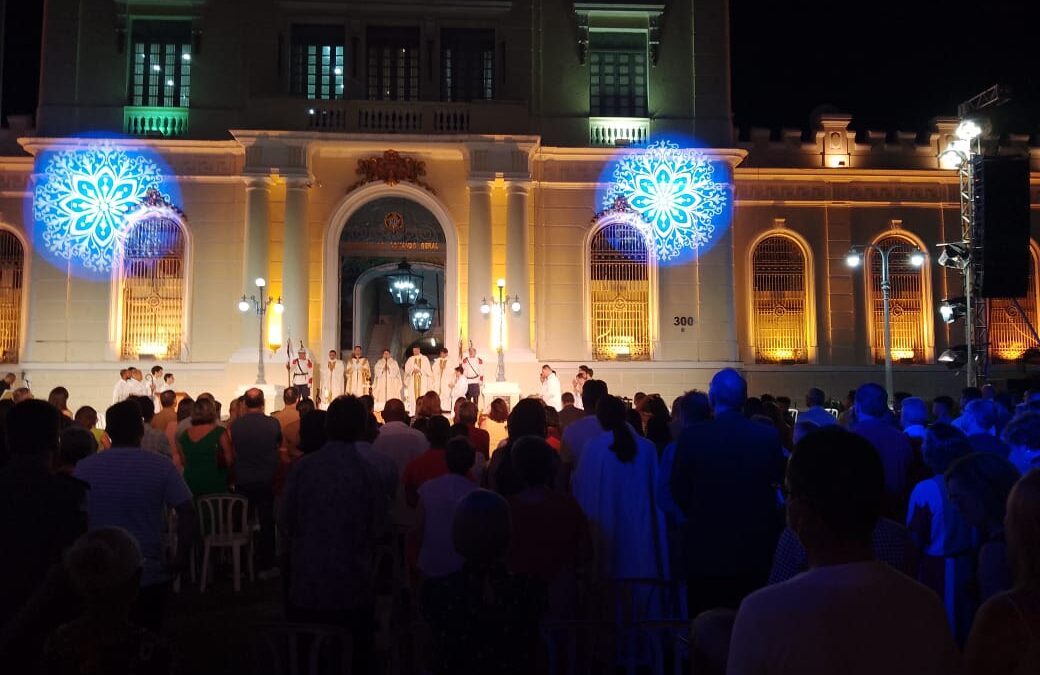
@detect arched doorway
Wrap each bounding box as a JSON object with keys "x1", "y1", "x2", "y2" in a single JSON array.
[{"x1": 330, "y1": 193, "x2": 450, "y2": 362}]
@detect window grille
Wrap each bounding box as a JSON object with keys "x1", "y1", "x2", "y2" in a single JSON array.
[
  {"x1": 290, "y1": 25, "x2": 345, "y2": 100},
  {"x1": 367, "y1": 27, "x2": 420, "y2": 101},
  {"x1": 590, "y1": 222, "x2": 651, "y2": 360},
  {"x1": 752, "y1": 235, "x2": 808, "y2": 363},
  {"x1": 120, "y1": 217, "x2": 185, "y2": 360},
  {"x1": 589, "y1": 32, "x2": 648, "y2": 118},
  {"x1": 869, "y1": 236, "x2": 926, "y2": 364},
  {"x1": 131, "y1": 21, "x2": 191, "y2": 107},
  {"x1": 0, "y1": 231, "x2": 23, "y2": 363},
  {"x1": 989, "y1": 247, "x2": 1039, "y2": 362},
  {"x1": 441, "y1": 29, "x2": 494, "y2": 102}
]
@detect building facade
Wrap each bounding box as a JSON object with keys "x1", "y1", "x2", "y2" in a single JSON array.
[{"x1": 3, "y1": 0, "x2": 1038, "y2": 411}]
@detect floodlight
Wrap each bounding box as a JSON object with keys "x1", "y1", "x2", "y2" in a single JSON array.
[
  {"x1": 937, "y1": 243, "x2": 970, "y2": 270},
  {"x1": 845, "y1": 251, "x2": 862, "y2": 268},
  {"x1": 909, "y1": 251, "x2": 925, "y2": 268}
]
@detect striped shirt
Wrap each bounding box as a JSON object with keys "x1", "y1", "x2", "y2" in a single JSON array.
[{"x1": 74, "y1": 447, "x2": 192, "y2": 586}]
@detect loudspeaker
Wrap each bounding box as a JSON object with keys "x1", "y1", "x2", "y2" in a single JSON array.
[{"x1": 972, "y1": 156, "x2": 1031, "y2": 298}]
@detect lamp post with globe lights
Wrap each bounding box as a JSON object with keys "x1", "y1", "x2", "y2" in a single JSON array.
[
  {"x1": 846, "y1": 244, "x2": 925, "y2": 404},
  {"x1": 238, "y1": 277, "x2": 283, "y2": 385},
  {"x1": 480, "y1": 278, "x2": 521, "y2": 382}
]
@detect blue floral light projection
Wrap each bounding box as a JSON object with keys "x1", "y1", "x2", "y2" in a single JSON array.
[
  {"x1": 600, "y1": 140, "x2": 732, "y2": 263},
  {"x1": 30, "y1": 142, "x2": 180, "y2": 278}
]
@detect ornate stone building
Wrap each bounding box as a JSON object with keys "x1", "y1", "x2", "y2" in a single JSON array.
[{"x1": 2, "y1": 0, "x2": 1038, "y2": 411}]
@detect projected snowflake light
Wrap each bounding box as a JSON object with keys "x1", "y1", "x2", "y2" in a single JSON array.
[
  {"x1": 33, "y1": 145, "x2": 166, "y2": 272},
  {"x1": 603, "y1": 141, "x2": 730, "y2": 261}
]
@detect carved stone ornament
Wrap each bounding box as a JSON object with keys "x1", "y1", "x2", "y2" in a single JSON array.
[
  {"x1": 130, "y1": 188, "x2": 187, "y2": 221},
  {"x1": 590, "y1": 195, "x2": 639, "y2": 225},
  {"x1": 348, "y1": 150, "x2": 435, "y2": 194},
  {"x1": 384, "y1": 211, "x2": 405, "y2": 235}
]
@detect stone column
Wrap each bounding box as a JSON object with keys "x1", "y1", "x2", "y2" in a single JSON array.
[
  {"x1": 467, "y1": 181, "x2": 493, "y2": 351},
  {"x1": 283, "y1": 178, "x2": 310, "y2": 352},
  {"x1": 505, "y1": 182, "x2": 532, "y2": 352},
  {"x1": 241, "y1": 176, "x2": 272, "y2": 350}
]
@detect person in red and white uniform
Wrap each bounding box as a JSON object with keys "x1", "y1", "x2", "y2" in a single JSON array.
[
  {"x1": 288, "y1": 347, "x2": 313, "y2": 400},
  {"x1": 461, "y1": 347, "x2": 484, "y2": 405}
]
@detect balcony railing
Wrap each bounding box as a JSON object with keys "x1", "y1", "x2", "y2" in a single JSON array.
[
  {"x1": 124, "y1": 106, "x2": 190, "y2": 137},
  {"x1": 589, "y1": 117, "x2": 651, "y2": 147}
]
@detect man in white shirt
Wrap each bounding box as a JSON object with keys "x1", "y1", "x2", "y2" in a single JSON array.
[
  {"x1": 461, "y1": 347, "x2": 483, "y2": 405},
  {"x1": 371, "y1": 399, "x2": 429, "y2": 527},
  {"x1": 797, "y1": 387, "x2": 837, "y2": 428},
  {"x1": 112, "y1": 369, "x2": 131, "y2": 404},
  {"x1": 539, "y1": 364, "x2": 563, "y2": 410},
  {"x1": 727, "y1": 427, "x2": 960, "y2": 675},
  {"x1": 126, "y1": 368, "x2": 151, "y2": 398}
]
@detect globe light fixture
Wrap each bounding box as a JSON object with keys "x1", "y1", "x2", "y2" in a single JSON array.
[
  {"x1": 239, "y1": 282, "x2": 284, "y2": 385},
  {"x1": 255, "y1": 277, "x2": 266, "y2": 288},
  {"x1": 480, "y1": 300, "x2": 491, "y2": 315},
  {"x1": 274, "y1": 301, "x2": 284, "y2": 314},
  {"x1": 238, "y1": 297, "x2": 250, "y2": 312},
  {"x1": 845, "y1": 251, "x2": 862, "y2": 268},
  {"x1": 511, "y1": 299, "x2": 522, "y2": 313},
  {"x1": 910, "y1": 252, "x2": 925, "y2": 268}
]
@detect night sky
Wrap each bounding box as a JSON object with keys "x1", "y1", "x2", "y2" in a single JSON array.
[{"x1": 3, "y1": 1, "x2": 1037, "y2": 136}]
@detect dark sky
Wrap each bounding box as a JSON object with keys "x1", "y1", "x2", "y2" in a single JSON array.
[{"x1": 3, "y1": 1, "x2": 1037, "y2": 136}]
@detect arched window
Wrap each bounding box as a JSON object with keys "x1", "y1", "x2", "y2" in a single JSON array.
[
  {"x1": 119, "y1": 214, "x2": 186, "y2": 360},
  {"x1": 751, "y1": 234, "x2": 809, "y2": 363},
  {"x1": 868, "y1": 234, "x2": 928, "y2": 364},
  {"x1": 590, "y1": 220, "x2": 651, "y2": 360},
  {"x1": 989, "y1": 243, "x2": 1040, "y2": 362},
  {"x1": 0, "y1": 231, "x2": 24, "y2": 362}
]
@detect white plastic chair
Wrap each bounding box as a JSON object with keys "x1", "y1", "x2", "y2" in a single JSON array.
[{"x1": 197, "y1": 493, "x2": 254, "y2": 592}]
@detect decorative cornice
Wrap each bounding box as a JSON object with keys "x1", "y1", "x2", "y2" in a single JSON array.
[
  {"x1": 347, "y1": 150, "x2": 435, "y2": 194},
  {"x1": 128, "y1": 188, "x2": 187, "y2": 222}
]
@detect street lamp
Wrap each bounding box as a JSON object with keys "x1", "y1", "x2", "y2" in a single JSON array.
[
  {"x1": 238, "y1": 277, "x2": 283, "y2": 385},
  {"x1": 846, "y1": 243, "x2": 925, "y2": 404},
  {"x1": 480, "y1": 277, "x2": 521, "y2": 382}
]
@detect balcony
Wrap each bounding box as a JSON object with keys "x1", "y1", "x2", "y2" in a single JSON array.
[
  {"x1": 589, "y1": 117, "x2": 650, "y2": 147},
  {"x1": 124, "y1": 106, "x2": 190, "y2": 137},
  {"x1": 244, "y1": 98, "x2": 529, "y2": 136}
]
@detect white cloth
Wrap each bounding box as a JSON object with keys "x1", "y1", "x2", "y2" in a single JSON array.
[
  {"x1": 112, "y1": 379, "x2": 130, "y2": 404},
  {"x1": 345, "y1": 357, "x2": 370, "y2": 397},
  {"x1": 462, "y1": 356, "x2": 483, "y2": 385},
  {"x1": 449, "y1": 375, "x2": 468, "y2": 409},
  {"x1": 573, "y1": 428, "x2": 668, "y2": 580},
  {"x1": 372, "y1": 421, "x2": 429, "y2": 527},
  {"x1": 372, "y1": 358, "x2": 403, "y2": 411},
  {"x1": 322, "y1": 359, "x2": 345, "y2": 408},
  {"x1": 727, "y1": 561, "x2": 960, "y2": 675},
  {"x1": 432, "y1": 358, "x2": 455, "y2": 411},
  {"x1": 126, "y1": 378, "x2": 150, "y2": 398},
  {"x1": 290, "y1": 357, "x2": 314, "y2": 388},
  {"x1": 403, "y1": 354, "x2": 433, "y2": 414},
  {"x1": 540, "y1": 371, "x2": 563, "y2": 410}
]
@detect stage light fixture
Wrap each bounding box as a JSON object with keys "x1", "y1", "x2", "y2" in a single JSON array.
[
  {"x1": 938, "y1": 346, "x2": 969, "y2": 369},
  {"x1": 937, "y1": 243, "x2": 970, "y2": 270},
  {"x1": 956, "y1": 119, "x2": 984, "y2": 141},
  {"x1": 939, "y1": 297, "x2": 967, "y2": 324}
]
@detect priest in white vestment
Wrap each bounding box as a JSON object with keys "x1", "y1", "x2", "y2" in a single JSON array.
[
  {"x1": 432, "y1": 347, "x2": 455, "y2": 413},
  {"x1": 372, "y1": 349, "x2": 403, "y2": 411},
  {"x1": 539, "y1": 365, "x2": 563, "y2": 410},
  {"x1": 321, "y1": 349, "x2": 345, "y2": 409},
  {"x1": 345, "y1": 345, "x2": 371, "y2": 397},
  {"x1": 403, "y1": 346, "x2": 433, "y2": 416}
]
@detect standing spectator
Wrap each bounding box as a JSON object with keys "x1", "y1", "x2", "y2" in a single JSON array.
[
  {"x1": 964, "y1": 469, "x2": 1040, "y2": 675},
  {"x1": 421, "y1": 490, "x2": 547, "y2": 675},
  {"x1": 798, "y1": 387, "x2": 837, "y2": 428},
  {"x1": 480, "y1": 397, "x2": 510, "y2": 455},
  {"x1": 1002, "y1": 411, "x2": 1040, "y2": 475},
  {"x1": 727, "y1": 427, "x2": 960, "y2": 675},
  {"x1": 456, "y1": 400, "x2": 490, "y2": 460},
  {"x1": 946, "y1": 452, "x2": 1021, "y2": 604},
  {"x1": 73, "y1": 400, "x2": 195, "y2": 631},
  {"x1": 557, "y1": 392, "x2": 583, "y2": 432},
  {"x1": 837, "y1": 390, "x2": 857, "y2": 427},
  {"x1": 151, "y1": 390, "x2": 177, "y2": 432},
  {"x1": 657, "y1": 391, "x2": 710, "y2": 575},
  {"x1": 953, "y1": 387, "x2": 984, "y2": 433},
  {"x1": 280, "y1": 395, "x2": 384, "y2": 673},
  {"x1": 905, "y1": 424, "x2": 975, "y2": 642},
  {"x1": 177, "y1": 398, "x2": 233, "y2": 497},
  {"x1": 900, "y1": 396, "x2": 930, "y2": 443},
  {"x1": 933, "y1": 395, "x2": 956, "y2": 425},
  {"x1": 961, "y1": 399, "x2": 1010, "y2": 458},
  {"x1": 486, "y1": 398, "x2": 550, "y2": 497},
  {"x1": 403, "y1": 416, "x2": 452, "y2": 508},
  {"x1": 560, "y1": 379, "x2": 609, "y2": 486},
  {"x1": 0, "y1": 400, "x2": 86, "y2": 629},
  {"x1": 372, "y1": 398, "x2": 428, "y2": 527},
  {"x1": 74, "y1": 405, "x2": 110, "y2": 451},
  {"x1": 413, "y1": 437, "x2": 478, "y2": 578},
  {"x1": 671, "y1": 368, "x2": 785, "y2": 616},
  {"x1": 850, "y1": 383, "x2": 914, "y2": 520},
  {"x1": 508, "y1": 436, "x2": 591, "y2": 618},
  {"x1": 0, "y1": 371, "x2": 15, "y2": 396},
  {"x1": 56, "y1": 426, "x2": 96, "y2": 481},
  {"x1": 229, "y1": 388, "x2": 282, "y2": 579},
  {"x1": 48, "y1": 386, "x2": 74, "y2": 421},
  {"x1": 272, "y1": 388, "x2": 300, "y2": 438},
  {"x1": 131, "y1": 396, "x2": 173, "y2": 463}
]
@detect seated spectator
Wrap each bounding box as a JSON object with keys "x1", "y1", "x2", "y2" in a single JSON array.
[
  {"x1": 964, "y1": 469, "x2": 1040, "y2": 675},
  {"x1": 962, "y1": 399, "x2": 1011, "y2": 459},
  {"x1": 177, "y1": 397, "x2": 232, "y2": 497},
  {"x1": 486, "y1": 398, "x2": 550, "y2": 497},
  {"x1": 421, "y1": 490, "x2": 546, "y2": 675},
  {"x1": 900, "y1": 396, "x2": 929, "y2": 443},
  {"x1": 413, "y1": 437, "x2": 478, "y2": 578},
  {"x1": 74, "y1": 405, "x2": 110, "y2": 451},
  {"x1": 1002, "y1": 411, "x2": 1040, "y2": 475},
  {"x1": 906, "y1": 424, "x2": 975, "y2": 642},
  {"x1": 946, "y1": 452, "x2": 1021, "y2": 605},
  {"x1": 403, "y1": 416, "x2": 452, "y2": 508},
  {"x1": 799, "y1": 387, "x2": 837, "y2": 428},
  {"x1": 42, "y1": 528, "x2": 172, "y2": 675},
  {"x1": 508, "y1": 436, "x2": 591, "y2": 619},
  {"x1": 851, "y1": 383, "x2": 914, "y2": 520},
  {"x1": 728, "y1": 426, "x2": 960, "y2": 675},
  {"x1": 73, "y1": 400, "x2": 195, "y2": 631}
]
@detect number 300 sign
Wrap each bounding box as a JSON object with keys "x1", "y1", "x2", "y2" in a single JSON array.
[{"x1": 673, "y1": 316, "x2": 694, "y2": 327}]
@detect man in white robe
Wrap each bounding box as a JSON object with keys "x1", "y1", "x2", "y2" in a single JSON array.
[
  {"x1": 449, "y1": 366, "x2": 469, "y2": 413},
  {"x1": 403, "y1": 346, "x2": 433, "y2": 416},
  {"x1": 372, "y1": 349, "x2": 403, "y2": 412},
  {"x1": 539, "y1": 364, "x2": 563, "y2": 410},
  {"x1": 112, "y1": 369, "x2": 131, "y2": 404},
  {"x1": 321, "y1": 349, "x2": 345, "y2": 409},
  {"x1": 431, "y1": 347, "x2": 455, "y2": 413},
  {"x1": 344, "y1": 345, "x2": 371, "y2": 398}
]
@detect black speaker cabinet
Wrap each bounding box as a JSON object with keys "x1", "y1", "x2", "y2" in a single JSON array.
[{"x1": 972, "y1": 156, "x2": 1031, "y2": 298}]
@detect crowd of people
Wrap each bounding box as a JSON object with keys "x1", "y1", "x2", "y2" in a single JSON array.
[{"x1": 0, "y1": 368, "x2": 1038, "y2": 674}]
